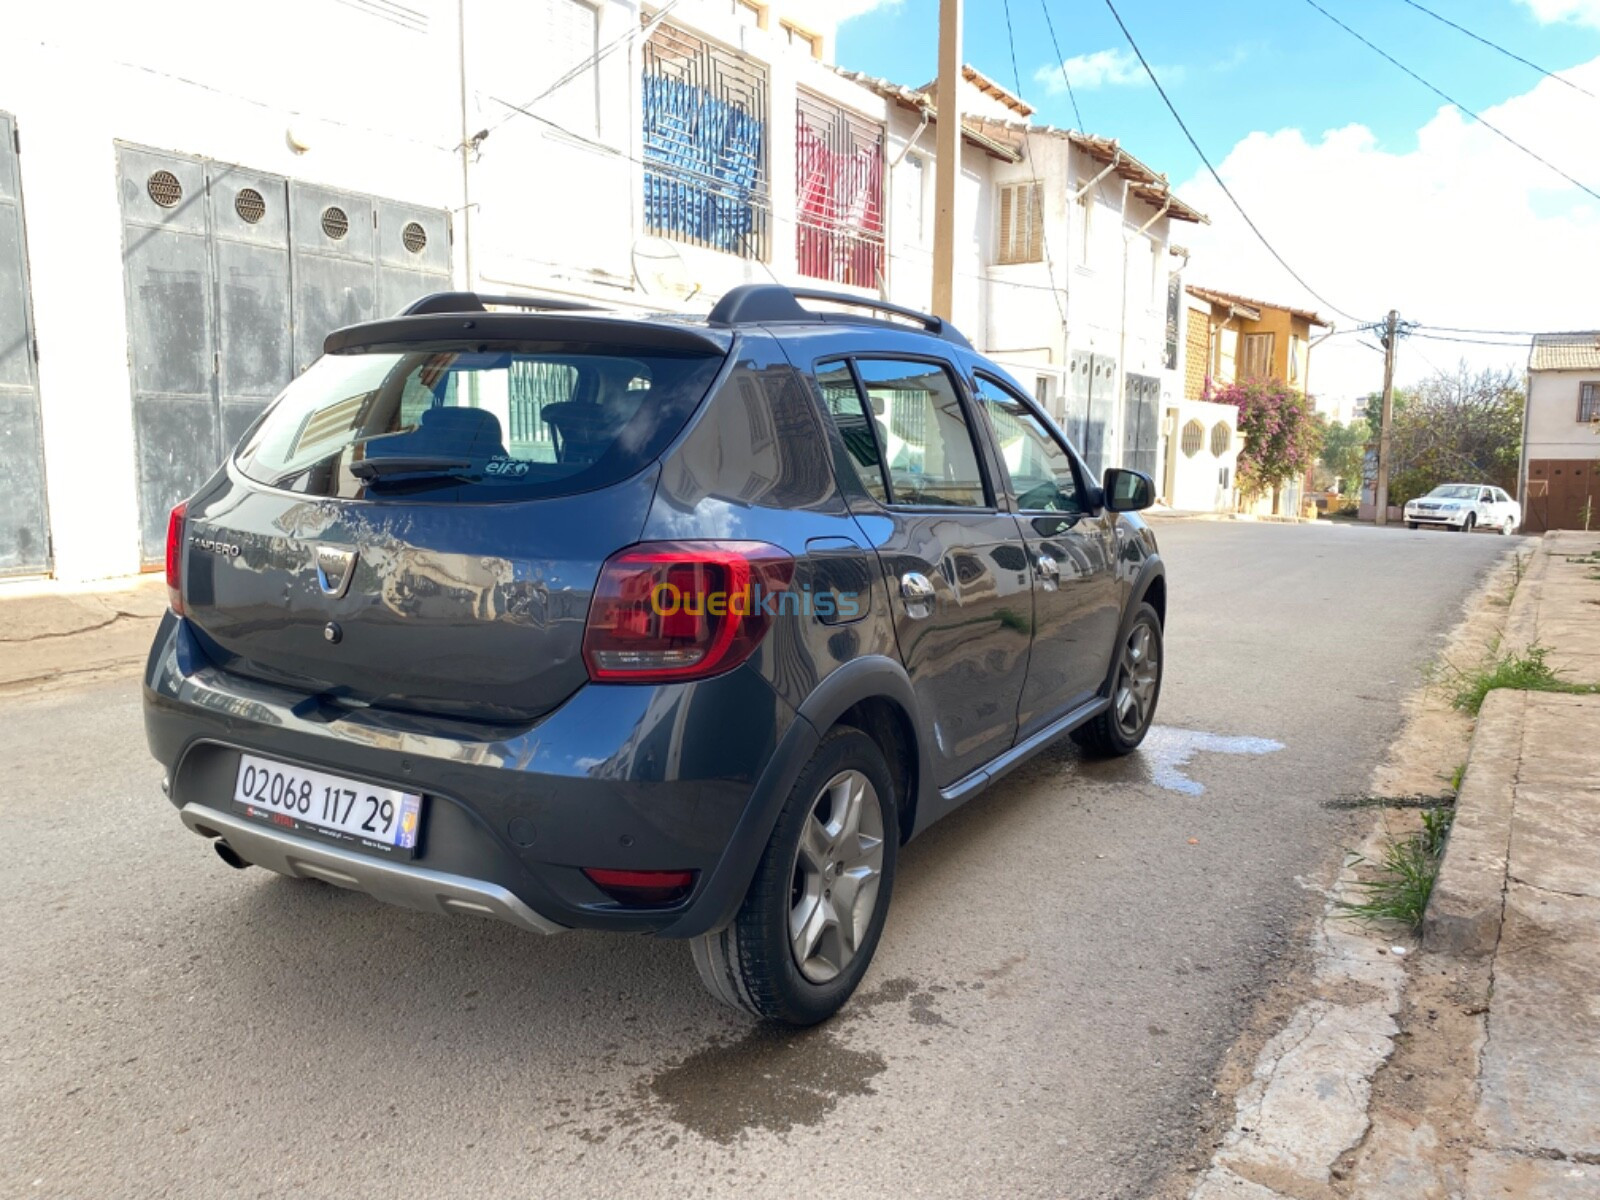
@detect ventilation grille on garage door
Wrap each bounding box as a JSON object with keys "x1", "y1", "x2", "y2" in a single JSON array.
[
  {"x1": 321, "y1": 206, "x2": 350, "y2": 240},
  {"x1": 234, "y1": 188, "x2": 266, "y2": 224},
  {"x1": 401, "y1": 221, "x2": 427, "y2": 253},
  {"x1": 147, "y1": 170, "x2": 182, "y2": 208}
]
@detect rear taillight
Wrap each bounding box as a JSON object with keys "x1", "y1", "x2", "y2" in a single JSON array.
[
  {"x1": 582, "y1": 541, "x2": 795, "y2": 683},
  {"x1": 165, "y1": 502, "x2": 187, "y2": 616},
  {"x1": 582, "y1": 867, "x2": 697, "y2": 907}
]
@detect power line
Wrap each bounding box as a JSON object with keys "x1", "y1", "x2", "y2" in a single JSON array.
[
  {"x1": 1037, "y1": 0, "x2": 1086, "y2": 133},
  {"x1": 1396, "y1": 0, "x2": 1597, "y2": 101},
  {"x1": 1098, "y1": 0, "x2": 1370, "y2": 325},
  {"x1": 485, "y1": 0, "x2": 686, "y2": 137},
  {"x1": 1408, "y1": 330, "x2": 1533, "y2": 348},
  {"x1": 1302, "y1": 0, "x2": 1600, "y2": 203},
  {"x1": 1000, "y1": 0, "x2": 1068, "y2": 330},
  {"x1": 1412, "y1": 323, "x2": 1544, "y2": 336}
]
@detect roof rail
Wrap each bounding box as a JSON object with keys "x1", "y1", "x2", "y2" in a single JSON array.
[
  {"x1": 398, "y1": 291, "x2": 604, "y2": 316},
  {"x1": 707, "y1": 284, "x2": 972, "y2": 349}
]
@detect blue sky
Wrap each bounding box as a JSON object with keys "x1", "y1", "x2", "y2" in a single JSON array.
[
  {"x1": 836, "y1": 0, "x2": 1600, "y2": 185},
  {"x1": 834, "y1": 1, "x2": 1600, "y2": 397}
]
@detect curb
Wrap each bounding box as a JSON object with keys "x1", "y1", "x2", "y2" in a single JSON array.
[{"x1": 1422, "y1": 688, "x2": 1523, "y2": 957}]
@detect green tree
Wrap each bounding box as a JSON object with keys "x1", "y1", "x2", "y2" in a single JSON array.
[
  {"x1": 1210, "y1": 378, "x2": 1324, "y2": 513},
  {"x1": 1384, "y1": 364, "x2": 1524, "y2": 505},
  {"x1": 1320, "y1": 417, "x2": 1372, "y2": 496}
]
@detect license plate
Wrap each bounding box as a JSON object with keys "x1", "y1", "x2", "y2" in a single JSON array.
[{"x1": 232, "y1": 753, "x2": 423, "y2": 856}]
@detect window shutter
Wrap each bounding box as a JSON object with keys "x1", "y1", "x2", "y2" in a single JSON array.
[
  {"x1": 1026, "y1": 183, "x2": 1043, "y2": 262},
  {"x1": 998, "y1": 186, "x2": 1015, "y2": 263}
]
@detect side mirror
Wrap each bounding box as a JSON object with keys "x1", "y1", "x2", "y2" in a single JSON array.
[{"x1": 1102, "y1": 467, "x2": 1155, "y2": 513}]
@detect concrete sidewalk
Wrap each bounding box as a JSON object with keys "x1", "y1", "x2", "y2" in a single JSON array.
[
  {"x1": 1415, "y1": 531, "x2": 1600, "y2": 1195},
  {"x1": 0, "y1": 575, "x2": 166, "y2": 693}
]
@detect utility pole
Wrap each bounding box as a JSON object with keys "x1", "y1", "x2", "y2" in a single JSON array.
[
  {"x1": 1373, "y1": 309, "x2": 1399, "y2": 526},
  {"x1": 930, "y1": 0, "x2": 962, "y2": 321}
]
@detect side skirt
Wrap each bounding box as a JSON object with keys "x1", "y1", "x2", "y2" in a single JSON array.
[{"x1": 918, "y1": 695, "x2": 1112, "y2": 831}]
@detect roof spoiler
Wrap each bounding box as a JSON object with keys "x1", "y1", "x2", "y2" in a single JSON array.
[{"x1": 398, "y1": 291, "x2": 604, "y2": 316}]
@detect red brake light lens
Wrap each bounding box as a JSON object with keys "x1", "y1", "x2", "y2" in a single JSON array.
[
  {"x1": 165, "y1": 502, "x2": 187, "y2": 616},
  {"x1": 582, "y1": 867, "x2": 697, "y2": 906},
  {"x1": 582, "y1": 541, "x2": 795, "y2": 683}
]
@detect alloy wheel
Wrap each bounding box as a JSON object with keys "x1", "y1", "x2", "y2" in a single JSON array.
[
  {"x1": 788, "y1": 769, "x2": 885, "y2": 984},
  {"x1": 1113, "y1": 622, "x2": 1161, "y2": 738}
]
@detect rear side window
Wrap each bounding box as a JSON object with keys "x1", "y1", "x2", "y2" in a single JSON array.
[
  {"x1": 235, "y1": 344, "x2": 724, "y2": 500},
  {"x1": 816, "y1": 357, "x2": 988, "y2": 508}
]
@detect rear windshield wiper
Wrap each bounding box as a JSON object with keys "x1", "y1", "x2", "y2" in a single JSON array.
[{"x1": 349, "y1": 455, "x2": 478, "y2": 481}]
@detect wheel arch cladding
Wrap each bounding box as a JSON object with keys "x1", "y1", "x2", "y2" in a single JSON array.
[
  {"x1": 795, "y1": 654, "x2": 931, "y2": 846},
  {"x1": 1142, "y1": 572, "x2": 1166, "y2": 626},
  {"x1": 834, "y1": 695, "x2": 919, "y2": 845}
]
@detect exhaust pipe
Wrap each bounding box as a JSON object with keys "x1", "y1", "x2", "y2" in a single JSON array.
[{"x1": 214, "y1": 840, "x2": 252, "y2": 870}]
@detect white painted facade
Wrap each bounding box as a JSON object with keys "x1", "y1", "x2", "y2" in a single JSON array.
[
  {"x1": 1524, "y1": 369, "x2": 1600, "y2": 463},
  {"x1": 1161, "y1": 398, "x2": 1239, "y2": 512},
  {"x1": 3, "y1": 0, "x2": 1200, "y2": 581}
]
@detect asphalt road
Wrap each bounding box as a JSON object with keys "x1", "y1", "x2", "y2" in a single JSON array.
[{"x1": 2, "y1": 521, "x2": 1516, "y2": 1199}]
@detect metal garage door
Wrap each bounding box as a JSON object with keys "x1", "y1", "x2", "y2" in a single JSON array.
[
  {"x1": 0, "y1": 112, "x2": 51, "y2": 576},
  {"x1": 119, "y1": 148, "x2": 451, "y2": 562},
  {"x1": 1121, "y1": 373, "x2": 1160, "y2": 481},
  {"x1": 1066, "y1": 351, "x2": 1117, "y2": 480}
]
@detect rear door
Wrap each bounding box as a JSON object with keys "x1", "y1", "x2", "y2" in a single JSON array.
[
  {"x1": 971, "y1": 372, "x2": 1120, "y2": 734},
  {"x1": 812, "y1": 350, "x2": 1032, "y2": 786}
]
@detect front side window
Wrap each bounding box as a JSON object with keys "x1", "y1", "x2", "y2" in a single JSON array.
[
  {"x1": 235, "y1": 344, "x2": 722, "y2": 501},
  {"x1": 974, "y1": 375, "x2": 1084, "y2": 513}
]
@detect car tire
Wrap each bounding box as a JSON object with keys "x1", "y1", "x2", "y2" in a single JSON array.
[
  {"x1": 1457, "y1": 514, "x2": 1475, "y2": 533},
  {"x1": 1501, "y1": 518, "x2": 1515, "y2": 536},
  {"x1": 690, "y1": 727, "x2": 898, "y2": 1026},
  {"x1": 1407, "y1": 522, "x2": 1419, "y2": 530},
  {"x1": 1071, "y1": 602, "x2": 1163, "y2": 758}
]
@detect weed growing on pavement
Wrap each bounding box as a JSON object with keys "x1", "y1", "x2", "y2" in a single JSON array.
[
  {"x1": 1449, "y1": 763, "x2": 1466, "y2": 793},
  {"x1": 1338, "y1": 808, "x2": 1456, "y2": 931},
  {"x1": 1450, "y1": 646, "x2": 1600, "y2": 715}
]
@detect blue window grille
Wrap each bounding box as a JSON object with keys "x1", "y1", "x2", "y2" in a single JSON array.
[{"x1": 642, "y1": 23, "x2": 769, "y2": 260}]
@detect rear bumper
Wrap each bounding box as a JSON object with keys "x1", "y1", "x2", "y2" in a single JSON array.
[
  {"x1": 179, "y1": 803, "x2": 567, "y2": 934},
  {"x1": 144, "y1": 613, "x2": 814, "y2": 937}
]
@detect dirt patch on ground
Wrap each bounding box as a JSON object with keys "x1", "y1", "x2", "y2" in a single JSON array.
[{"x1": 1336, "y1": 957, "x2": 1491, "y2": 1195}]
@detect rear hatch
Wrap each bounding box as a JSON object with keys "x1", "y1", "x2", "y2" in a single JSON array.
[{"x1": 179, "y1": 315, "x2": 729, "y2": 722}]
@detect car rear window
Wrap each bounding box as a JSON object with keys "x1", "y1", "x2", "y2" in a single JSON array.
[{"x1": 234, "y1": 343, "x2": 724, "y2": 500}]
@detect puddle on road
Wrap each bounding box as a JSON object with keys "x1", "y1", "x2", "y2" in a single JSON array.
[
  {"x1": 645, "y1": 1023, "x2": 887, "y2": 1144},
  {"x1": 1070, "y1": 725, "x2": 1284, "y2": 795},
  {"x1": 550, "y1": 975, "x2": 951, "y2": 1148}
]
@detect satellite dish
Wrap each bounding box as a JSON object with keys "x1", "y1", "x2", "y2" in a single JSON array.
[{"x1": 632, "y1": 237, "x2": 702, "y2": 305}]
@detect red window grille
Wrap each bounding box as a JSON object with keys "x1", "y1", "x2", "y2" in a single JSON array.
[{"x1": 795, "y1": 93, "x2": 885, "y2": 288}]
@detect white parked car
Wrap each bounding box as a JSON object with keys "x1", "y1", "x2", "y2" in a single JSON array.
[{"x1": 1404, "y1": 483, "x2": 1520, "y2": 534}]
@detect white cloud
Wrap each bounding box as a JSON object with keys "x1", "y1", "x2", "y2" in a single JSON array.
[
  {"x1": 1033, "y1": 47, "x2": 1184, "y2": 94},
  {"x1": 1519, "y1": 0, "x2": 1600, "y2": 28},
  {"x1": 1177, "y1": 56, "x2": 1600, "y2": 403}
]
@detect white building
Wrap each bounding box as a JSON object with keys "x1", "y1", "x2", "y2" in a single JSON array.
[
  {"x1": 0, "y1": 0, "x2": 1204, "y2": 583},
  {"x1": 1521, "y1": 332, "x2": 1600, "y2": 533}
]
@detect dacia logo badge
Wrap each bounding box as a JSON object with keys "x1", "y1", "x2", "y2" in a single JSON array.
[{"x1": 315, "y1": 547, "x2": 358, "y2": 598}]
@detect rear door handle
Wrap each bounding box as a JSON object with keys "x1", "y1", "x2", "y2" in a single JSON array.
[{"x1": 900, "y1": 571, "x2": 935, "y2": 619}]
